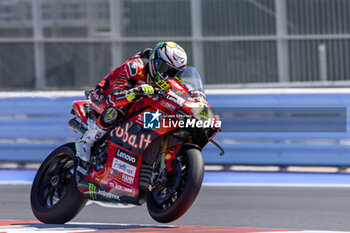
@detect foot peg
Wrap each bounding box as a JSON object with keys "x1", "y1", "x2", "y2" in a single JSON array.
[{"x1": 76, "y1": 158, "x2": 91, "y2": 182}]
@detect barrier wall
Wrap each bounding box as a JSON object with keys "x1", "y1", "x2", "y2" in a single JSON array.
[{"x1": 1, "y1": 90, "x2": 350, "y2": 166}]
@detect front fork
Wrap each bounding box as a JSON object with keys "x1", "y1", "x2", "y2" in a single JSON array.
[{"x1": 149, "y1": 135, "x2": 182, "y2": 191}]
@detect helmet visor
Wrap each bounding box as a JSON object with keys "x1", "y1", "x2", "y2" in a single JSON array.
[{"x1": 154, "y1": 59, "x2": 183, "y2": 79}]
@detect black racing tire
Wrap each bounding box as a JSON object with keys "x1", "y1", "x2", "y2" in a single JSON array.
[
  {"x1": 30, "y1": 143, "x2": 87, "y2": 224},
  {"x1": 146, "y1": 147, "x2": 204, "y2": 223}
]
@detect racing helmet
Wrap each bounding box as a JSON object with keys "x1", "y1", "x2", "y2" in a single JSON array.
[{"x1": 149, "y1": 42, "x2": 187, "y2": 90}]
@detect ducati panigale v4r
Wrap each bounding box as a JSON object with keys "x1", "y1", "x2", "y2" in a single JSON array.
[{"x1": 30, "y1": 67, "x2": 224, "y2": 224}]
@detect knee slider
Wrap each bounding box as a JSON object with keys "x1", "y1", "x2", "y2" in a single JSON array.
[{"x1": 99, "y1": 107, "x2": 126, "y2": 128}]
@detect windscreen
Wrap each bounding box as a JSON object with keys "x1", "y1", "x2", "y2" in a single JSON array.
[{"x1": 180, "y1": 67, "x2": 205, "y2": 95}]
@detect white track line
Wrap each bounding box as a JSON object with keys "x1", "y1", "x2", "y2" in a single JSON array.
[
  {"x1": 0, "y1": 91, "x2": 83, "y2": 98},
  {"x1": 0, "y1": 181, "x2": 32, "y2": 185},
  {"x1": 205, "y1": 88, "x2": 350, "y2": 94},
  {"x1": 0, "y1": 221, "x2": 175, "y2": 233}
]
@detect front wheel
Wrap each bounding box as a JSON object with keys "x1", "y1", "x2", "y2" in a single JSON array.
[
  {"x1": 147, "y1": 147, "x2": 204, "y2": 223},
  {"x1": 30, "y1": 143, "x2": 87, "y2": 224}
]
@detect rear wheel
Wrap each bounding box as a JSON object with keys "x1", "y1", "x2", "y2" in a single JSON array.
[
  {"x1": 147, "y1": 147, "x2": 204, "y2": 223},
  {"x1": 30, "y1": 143, "x2": 87, "y2": 224}
]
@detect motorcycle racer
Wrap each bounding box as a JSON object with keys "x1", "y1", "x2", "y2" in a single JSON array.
[{"x1": 75, "y1": 41, "x2": 188, "y2": 168}]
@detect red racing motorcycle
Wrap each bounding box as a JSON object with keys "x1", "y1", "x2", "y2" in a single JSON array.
[{"x1": 30, "y1": 67, "x2": 223, "y2": 224}]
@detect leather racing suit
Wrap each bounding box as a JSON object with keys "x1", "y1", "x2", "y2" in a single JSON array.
[
  {"x1": 89, "y1": 48, "x2": 152, "y2": 130},
  {"x1": 75, "y1": 48, "x2": 153, "y2": 164}
]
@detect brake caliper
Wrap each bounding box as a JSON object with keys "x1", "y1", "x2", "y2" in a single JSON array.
[{"x1": 164, "y1": 144, "x2": 182, "y2": 172}]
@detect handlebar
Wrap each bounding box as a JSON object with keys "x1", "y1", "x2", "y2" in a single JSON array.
[{"x1": 153, "y1": 88, "x2": 168, "y2": 99}]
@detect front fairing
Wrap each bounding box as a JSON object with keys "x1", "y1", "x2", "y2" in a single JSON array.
[
  {"x1": 162, "y1": 90, "x2": 221, "y2": 143},
  {"x1": 164, "y1": 72, "x2": 221, "y2": 146},
  {"x1": 120, "y1": 66, "x2": 221, "y2": 147},
  {"x1": 167, "y1": 67, "x2": 221, "y2": 133}
]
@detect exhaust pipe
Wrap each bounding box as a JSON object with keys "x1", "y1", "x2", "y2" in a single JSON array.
[{"x1": 68, "y1": 118, "x2": 87, "y2": 136}]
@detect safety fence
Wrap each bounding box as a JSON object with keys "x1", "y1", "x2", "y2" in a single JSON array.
[
  {"x1": 1, "y1": 90, "x2": 350, "y2": 167},
  {"x1": 3, "y1": 0, "x2": 350, "y2": 89}
]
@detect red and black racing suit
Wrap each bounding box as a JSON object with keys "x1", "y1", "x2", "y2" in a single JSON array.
[{"x1": 89, "y1": 48, "x2": 152, "y2": 130}]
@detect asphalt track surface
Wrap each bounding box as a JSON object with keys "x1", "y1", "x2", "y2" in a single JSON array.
[{"x1": 2, "y1": 184, "x2": 350, "y2": 232}]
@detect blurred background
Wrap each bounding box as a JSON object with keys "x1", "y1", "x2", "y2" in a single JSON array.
[
  {"x1": 2, "y1": 0, "x2": 350, "y2": 90},
  {"x1": 2, "y1": 0, "x2": 350, "y2": 171}
]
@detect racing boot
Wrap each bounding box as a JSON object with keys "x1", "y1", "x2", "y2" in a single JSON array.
[{"x1": 75, "y1": 119, "x2": 107, "y2": 177}]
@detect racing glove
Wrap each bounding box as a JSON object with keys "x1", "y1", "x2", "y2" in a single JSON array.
[
  {"x1": 107, "y1": 89, "x2": 129, "y2": 108},
  {"x1": 125, "y1": 84, "x2": 154, "y2": 101}
]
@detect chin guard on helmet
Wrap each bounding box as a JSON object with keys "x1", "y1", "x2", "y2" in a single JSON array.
[
  {"x1": 149, "y1": 41, "x2": 187, "y2": 90},
  {"x1": 154, "y1": 77, "x2": 170, "y2": 90}
]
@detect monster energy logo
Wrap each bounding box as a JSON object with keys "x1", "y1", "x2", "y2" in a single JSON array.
[
  {"x1": 88, "y1": 183, "x2": 97, "y2": 200},
  {"x1": 106, "y1": 108, "x2": 116, "y2": 120}
]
